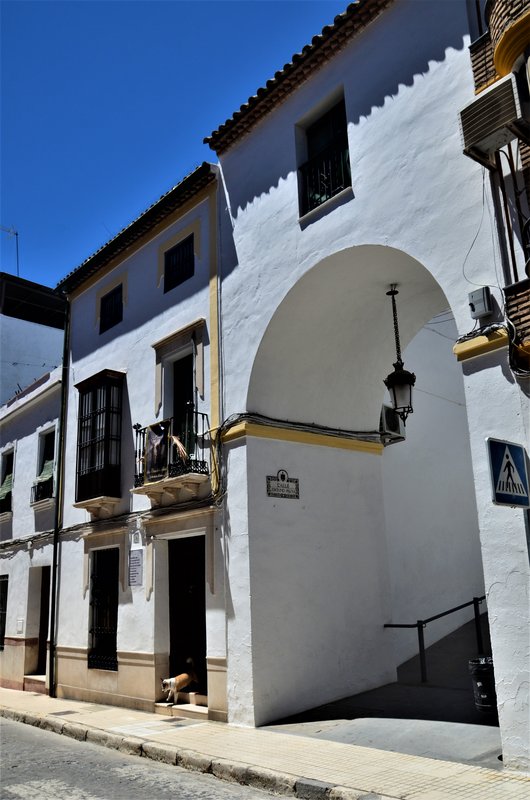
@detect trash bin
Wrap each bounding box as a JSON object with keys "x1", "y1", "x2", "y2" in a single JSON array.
[{"x1": 469, "y1": 656, "x2": 497, "y2": 712}]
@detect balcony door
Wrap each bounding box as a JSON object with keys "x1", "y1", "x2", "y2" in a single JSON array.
[{"x1": 172, "y1": 354, "x2": 194, "y2": 453}]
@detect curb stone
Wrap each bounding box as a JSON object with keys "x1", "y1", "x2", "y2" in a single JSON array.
[
  {"x1": 295, "y1": 777, "x2": 335, "y2": 799},
  {"x1": 245, "y1": 765, "x2": 297, "y2": 794},
  {"x1": 177, "y1": 748, "x2": 213, "y2": 773},
  {"x1": 117, "y1": 735, "x2": 143, "y2": 756},
  {"x1": 41, "y1": 716, "x2": 65, "y2": 735},
  {"x1": 62, "y1": 721, "x2": 88, "y2": 741},
  {"x1": 328, "y1": 790, "x2": 389, "y2": 800},
  {"x1": 141, "y1": 741, "x2": 177, "y2": 765},
  {"x1": 86, "y1": 728, "x2": 127, "y2": 751},
  {"x1": 211, "y1": 757, "x2": 249, "y2": 784}
]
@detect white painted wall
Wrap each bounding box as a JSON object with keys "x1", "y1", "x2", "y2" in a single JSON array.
[
  {"x1": 461, "y1": 350, "x2": 529, "y2": 770},
  {"x1": 242, "y1": 436, "x2": 392, "y2": 726},
  {"x1": 0, "y1": 368, "x2": 61, "y2": 541},
  {"x1": 62, "y1": 195, "x2": 214, "y2": 529},
  {"x1": 382, "y1": 318, "x2": 484, "y2": 666},
  {"x1": 0, "y1": 315, "x2": 63, "y2": 405},
  {"x1": 0, "y1": 543, "x2": 53, "y2": 641},
  {"x1": 215, "y1": 0, "x2": 529, "y2": 767}
]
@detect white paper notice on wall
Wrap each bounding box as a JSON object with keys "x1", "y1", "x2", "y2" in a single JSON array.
[
  {"x1": 129, "y1": 549, "x2": 143, "y2": 587},
  {"x1": 266, "y1": 469, "x2": 299, "y2": 499}
]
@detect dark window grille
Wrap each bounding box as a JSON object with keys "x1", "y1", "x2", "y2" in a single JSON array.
[
  {"x1": 299, "y1": 99, "x2": 351, "y2": 215},
  {"x1": 0, "y1": 452, "x2": 14, "y2": 514},
  {"x1": 88, "y1": 548, "x2": 119, "y2": 670},
  {"x1": 0, "y1": 575, "x2": 8, "y2": 650},
  {"x1": 164, "y1": 234, "x2": 194, "y2": 293},
  {"x1": 31, "y1": 478, "x2": 54, "y2": 504},
  {"x1": 100, "y1": 284, "x2": 123, "y2": 334},
  {"x1": 76, "y1": 371, "x2": 123, "y2": 502}
]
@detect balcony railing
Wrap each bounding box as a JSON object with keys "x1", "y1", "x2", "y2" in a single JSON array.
[
  {"x1": 133, "y1": 409, "x2": 210, "y2": 488},
  {"x1": 31, "y1": 477, "x2": 54, "y2": 505},
  {"x1": 299, "y1": 141, "x2": 351, "y2": 215}
]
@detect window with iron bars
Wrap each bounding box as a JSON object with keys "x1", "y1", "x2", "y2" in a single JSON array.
[
  {"x1": 164, "y1": 234, "x2": 194, "y2": 293},
  {"x1": 31, "y1": 429, "x2": 55, "y2": 504},
  {"x1": 88, "y1": 548, "x2": 119, "y2": 670},
  {"x1": 299, "y1": 99, "x2": 351, "y2": 216},
  {"x1": 0, "y1": 452, "x2": 14, "y2": 514},
  {"x1": 99, "y1": 284, "x2": 123, "y2": 334},
  {"x1": 76, "y1": 371, "x2": 123, "y2": 502}
]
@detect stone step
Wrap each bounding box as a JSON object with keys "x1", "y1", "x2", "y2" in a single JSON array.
[{"x1": 23, "y1": 674, "x2": 47, "y2": 694}]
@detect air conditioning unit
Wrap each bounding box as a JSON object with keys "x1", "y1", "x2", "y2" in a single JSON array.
[
  {"x1": 379, "y1": 405, "x2": 405, "y2": 446},
  {"x1": 459, "y1": 72, "x2": 530, "y2": 169}
]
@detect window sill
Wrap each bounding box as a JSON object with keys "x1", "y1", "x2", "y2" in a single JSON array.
[
  {"x1": 30, "y1": 496, "x2": 55, "y2": 511},
  {"x1": 73, "y1": 496, "x2": 121, "y2": 520},
  {"x1": 299, "y1": 185, "x2": 354, "y2": 228}
]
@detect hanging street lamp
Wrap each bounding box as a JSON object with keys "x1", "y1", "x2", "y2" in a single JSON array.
[{"x1": 384, "y1": 285, "x2": 416, "y2": 424}]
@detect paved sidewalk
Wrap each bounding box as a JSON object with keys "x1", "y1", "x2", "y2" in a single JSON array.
[{"x1": 1, "y1": 688, "x2": 529, "y2": 800}]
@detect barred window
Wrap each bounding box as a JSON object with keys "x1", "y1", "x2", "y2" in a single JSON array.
[
  {"x1": 76, "y1": 371, "x2": 123, "y2": 502},
  {"x1": 32, "y1": 430, "x2": 55, "y2": 503},
  {"x1": 100, "y1": 284, "x2": 123, "y2": 334},
  {"x1": 88, "y1": 549, "x2": 119, "y2": 670},
  {"x1": 299, "y1": 99, "x2": 351, "y2": 216},
  {"x1": 0, "y1": 452, "x2": 14, "y2": 514},
  {"x1": 164, "y1": 234, "x2": 194, "y2": 293}
]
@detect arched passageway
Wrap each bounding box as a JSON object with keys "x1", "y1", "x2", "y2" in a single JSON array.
[{"x1": 233, "y1": 245, "x2": 485, "y2": 726}]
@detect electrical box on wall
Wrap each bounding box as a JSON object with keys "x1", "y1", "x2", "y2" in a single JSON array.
[{"x1": 469, "y1": 287, "x2": 493, "y2": 320}]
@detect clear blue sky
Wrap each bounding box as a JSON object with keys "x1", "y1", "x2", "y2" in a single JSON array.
[{"x1": 1, "y1": 0, "x2": 348, "y2": 288}]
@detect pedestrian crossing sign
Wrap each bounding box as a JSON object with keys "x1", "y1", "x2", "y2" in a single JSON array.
[{"x1": 486, "y1": 438, "x2": 529, "y2": 508}]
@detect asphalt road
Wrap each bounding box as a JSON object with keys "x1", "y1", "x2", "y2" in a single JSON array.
[{"x1": 0, "y1": 718, "x2": 273, "y2": 800}]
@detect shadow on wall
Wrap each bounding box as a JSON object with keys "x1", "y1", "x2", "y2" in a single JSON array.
[{"x1": 222, "y1": 0, "x2": 469, "y2": 219}]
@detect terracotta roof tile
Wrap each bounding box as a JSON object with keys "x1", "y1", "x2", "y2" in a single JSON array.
[{"x1": 205, "y1": 0, "x2": 394, "y2": 154}]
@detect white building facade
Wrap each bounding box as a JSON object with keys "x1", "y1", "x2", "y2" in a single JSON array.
[
  {"x1": 2, "y1": 0, "x2": 529, "y2": 776},
  {"x1": 50, "y1": 163, "x2": 233, "y2": 719},
  {"x1": 205, "y1": 0, "x2": 530, "y2": 771},
  {"x1": 0, "y1": 367, "x2": 62, "y2": 693}
]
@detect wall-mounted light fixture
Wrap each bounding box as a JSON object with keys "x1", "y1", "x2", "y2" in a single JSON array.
[{"x1": 384, "y1": 285, "x2": 416, "y2": 424}]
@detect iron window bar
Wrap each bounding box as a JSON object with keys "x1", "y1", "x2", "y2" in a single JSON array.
[
  {"x1": 31, "y1": 477, "x2": 54, "y2": 504},
  {"x1": 384, "y1": 595, "x2": 487, "y2": 683},
  {"x1": 299, "y1": 140, "x2": 351, "y2": 215}
]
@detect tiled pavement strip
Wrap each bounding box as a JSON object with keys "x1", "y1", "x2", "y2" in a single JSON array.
[{"x1": 1, "y1": 688, "x2": 529, "y2": 800}]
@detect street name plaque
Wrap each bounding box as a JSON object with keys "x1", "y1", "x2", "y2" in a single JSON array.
[{"x1": 266, "y1": 469, "x2": 299, "y2": 499}]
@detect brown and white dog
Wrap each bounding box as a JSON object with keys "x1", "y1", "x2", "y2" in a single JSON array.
[{"x1": 161, "y1": 658, "x2": 198, "y2": 703}]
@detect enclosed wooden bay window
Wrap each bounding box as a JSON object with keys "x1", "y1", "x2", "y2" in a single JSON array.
[{"x1": 75, "y1": 370, "x2": 124, "y2": 503}]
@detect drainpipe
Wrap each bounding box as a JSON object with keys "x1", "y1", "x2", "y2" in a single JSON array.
[{"x1": 48, "y1": 296, "x2": 70, "y2": 698}]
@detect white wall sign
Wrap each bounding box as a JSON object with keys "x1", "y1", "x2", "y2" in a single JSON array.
[
  {"x1": 266, "y1": 469, "x2": 299, "y2": 499},
  {"x1": 129, "y1": 549, "x2": 144, "y2": 587}
]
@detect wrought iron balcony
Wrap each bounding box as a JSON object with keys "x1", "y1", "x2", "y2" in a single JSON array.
[
  {"x1": 132, "y1": 409, "x2": 210, "y2": 507},
  {"x1": 30, "y1": 477, "x2": 54, "y2": 506},
  {"x1": 299, "y1": 141, "x2": 351, "y2": 215}
]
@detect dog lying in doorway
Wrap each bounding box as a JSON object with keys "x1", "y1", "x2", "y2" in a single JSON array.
[{"x1": 161, "y1": 658, "x2": 198, "y2": 704}]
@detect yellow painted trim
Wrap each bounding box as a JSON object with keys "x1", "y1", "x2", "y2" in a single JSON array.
[
  {"x1": 222, "y1": 421, "x2": 383, "y2": 454},
  {"x1": 474, "y1": 76, "x2": 500, "y2": 95},
  {"x1": 452, "y1": 329, "x2": 509, "y2": 361},
  {"x1": 208, "y1": 186, "x2": 220, "y2": 432},
  {"x1": 493, "y1": 11, "x2": 530, "y2": 76}
]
